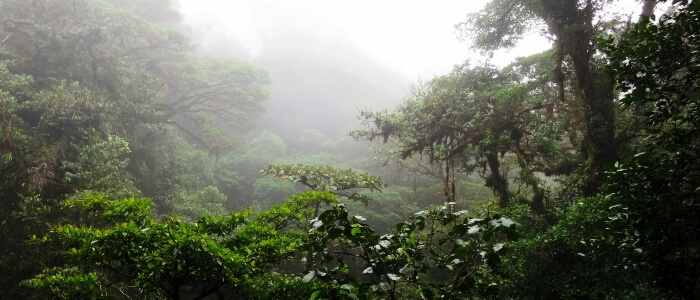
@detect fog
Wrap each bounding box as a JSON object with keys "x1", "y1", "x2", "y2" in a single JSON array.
[{"x1": 172, "y1": 0, "x2": 655, "y2": 142}]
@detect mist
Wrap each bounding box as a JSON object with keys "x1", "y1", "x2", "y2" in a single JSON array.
[
  {"x1": 171, "y1": 0, "x2": 556, "y2": 145},
  {"x1": 3, "y1": 0, "x2": 695, "y2": 298}
]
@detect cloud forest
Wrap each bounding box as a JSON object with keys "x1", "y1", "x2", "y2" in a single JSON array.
[{"x1": 0, "y1": 0, "x2": 697, "y2": 299}]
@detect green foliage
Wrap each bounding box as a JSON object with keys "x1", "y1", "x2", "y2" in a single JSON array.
[
  {"x1": 27, "y1": 183, "x2": 519, "y2": 299},
  {"x1": 25, "y1": 268, "x2": 109, "y2": 299},
  {"x1": 355, "y1": 62, "x2": 566, "y2": 209},
  {"x1": 252, "y1": 177, "x2": 298, "y2": 209},
  {"x1": 170, "y1": 185, "x2": 228, "y2": 219},
  {"x1": 504, "y1": 3, "x2": 700, "y2": 299},
  {"x1": 126, "y1": 130, "x2": 224, "y2": 215},
  {"x1": 0, "y1": 0, "x2": 271, "y2": 295},
  {"x1": 262, "y1": 164, "x2": 385, "y2": 205},
  {"x1": 0, "y1": 64, "x2": 145, "y2": 294},
  {"x1": 161, "y1": 55, "x2": 270, "y2": 147},
  {"x1": 598, "y1": 3, "x2": 700, "y2": 296},
  {"x1": 210, "y1": 131, "x2": 290, "y2": 209},
  {"x1": 462, "y1": 0, "x2": 620, "y2": 196},
  {"x1": 603, "y1": 2, "x2": 700, "y2": 128},
  {"x1": 27, "y1": 191, "x2": 341, "y2": 299},
  {"x1": 457, "y1": 0, "x2": 537, "y2": 51},
  {"x1": 63, "y1": 133, "x2": 137, "y2": 198},
  {"x1": 1, "y1": 76, "x2": 133, "y2": 200},
  {"x1": 342, "y1": 186, "x2": 420, "y2": 233},
  {"x1": 305, "y1": 203, "x2": 517, "y2": 299},
  {"x1": 251, "y1": 130, "x2": 288, "y2": 158},
  {"x1": 504, "y1": 196, "x2": 652, "y2": 299},
  {"x1": 7, "y1": 0, "x2": 700, "y2": 299},
  {"x1": 64, "y1": 194, "x2": 153, "y2": 225}
]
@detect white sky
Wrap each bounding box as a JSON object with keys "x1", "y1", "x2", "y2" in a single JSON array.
[{"x1": 177, "y1": 0, "x2": 660, "y2": 79}]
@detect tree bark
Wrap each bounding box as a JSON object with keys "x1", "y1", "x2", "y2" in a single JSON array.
[
  {"x1": 639, "y1": 0, "x2": 658, "y2": 22},
  {"x1": 569, "y1": 38, "x2": 617, "y2": 196},
  {"x1": 538, "y1": 0, "x2": 618, "y2": 196},
  {"x1": 485, "y1": 153, "x2": 511, "y2": 208}
]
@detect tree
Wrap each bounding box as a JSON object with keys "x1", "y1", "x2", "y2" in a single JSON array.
[
  {"x1": 458, "y1": 0, "x2": 654, "y2": 195},
  {"x1": 0, "y1": 0, "x2": 270, "y2": 295},
  {"x1": 261, "y1": 164, "x2": 385, "y2": 207},
  {"x1": 600, "y1": 1, "x2": 700, "y2": 296},
  {"x1": 213, "y1": 131, "x2": 289, "y2": 209},
  {"x1": 29, "y1": 192, "x2": 519, "y2": 300},
  {"x1": 304, "y1": 200, "x2": 517, "y2": 299},
  {"x1": 27, "y1": 192, "x2": 341, "y2": 299},
  {"x1": 0, "y1": 0, "x2": 270, "y2": 149},
  {"x1": 355, "y1": 62, "x2": 568, "y2": 214},
  {"x1": 0, "y1": 64, "x2": 140, "y2": 295},
  {"x1": 501, "y1": 2, "x2": 700, "y2": 298},
  {"x1": 0, "y1": 0, "x2": 270, "y2": 205}
]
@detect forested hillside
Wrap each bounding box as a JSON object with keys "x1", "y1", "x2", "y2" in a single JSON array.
[{"x1": 0, "y1": 0, "x2": 697, "y2": 299}]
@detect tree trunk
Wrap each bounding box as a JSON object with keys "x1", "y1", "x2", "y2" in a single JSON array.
[
  {"x1": 485, "y1": 153, "x2": 511, "y2": 208},
  {"x1": 538, "y1": 0, "x2": 618, "y2": 196},
  {"x1": 443, "y1": 159, "x2": 455, "y2": 204},
  {"x1": 569, "y1": 39, "x2": 617, "y2": 196},
  {"x1": 639, "y1": 0, "x2": 658, "y2": 22}
]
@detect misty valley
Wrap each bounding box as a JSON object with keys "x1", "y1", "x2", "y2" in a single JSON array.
[{"x1": 0, "y1": 0, "x2": 698, "y2": 299}]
